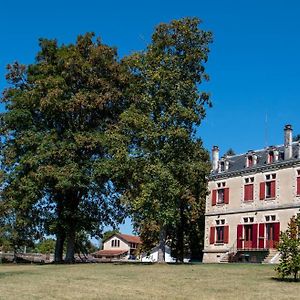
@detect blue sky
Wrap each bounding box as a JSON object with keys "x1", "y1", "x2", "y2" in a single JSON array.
[{"x1": 1, "y1": 0, "x2": 300, "y2": 234}]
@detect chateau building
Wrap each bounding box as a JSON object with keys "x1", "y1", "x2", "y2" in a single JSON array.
[{"x1": 203, "y1": 125, "x2": 300, "y2": 263}]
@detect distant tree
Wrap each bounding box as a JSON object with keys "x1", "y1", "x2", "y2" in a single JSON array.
[
  {"x1": 74, "y1": 231, "x2": 98, "y2": 256},
  {"x1": 276, "y1": 215, "x2": 300, "y2": 281},
  {"x1": 293, "y1": 134, "x2": 300, "y2": 142},
  {"x1": 102, "y1": 229, "x2": 120, "y2": 242},
  {"x1": 36, "y1": 239, "x2": 56, "y2": 254},
  {"x1": 224, "y1": 148, "x2": 236, "y2": 156}
]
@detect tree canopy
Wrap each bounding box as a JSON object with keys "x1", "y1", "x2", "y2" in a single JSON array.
[
  {"x1": 109, "y1": 17, "x2": 212, "y2": 261},
  {"x1": 0, "y1": 17, "x2": 212, "y2": 263},
  {"x1": 0, "y1": 33, "x2": 129, "y2": 262}
]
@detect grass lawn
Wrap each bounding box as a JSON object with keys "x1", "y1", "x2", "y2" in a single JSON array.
[{"x1": 0, "y1": 263, "x2": 299, "y2": 299}]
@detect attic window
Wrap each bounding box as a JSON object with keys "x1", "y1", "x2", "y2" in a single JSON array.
[
  {"x1": 266, "y1": 174, "x2": 276, "y2": 180},
  {"x1": 217, "y1": 182, "x2": 226, "y2": 188},
  {"x1": 216, "y1": 219, "x2": 225, "y2": 225},
  {"x1": 245, "y1": 177, "x2": 254, "y2": 184},
  {"x1": 243, "y1": 217, "x2": 254, "y2": 223},
  {"x1": 220, "y1": 161, "x2": 225, "y2": 172},
  {"x1": 265, "y1": 215, "x2": 276, "y2": 222},
  {"x1": 268, "y1": 151, "x2": 274, "y2": 164},
  {"x1": 247, "y1": 156, "x2": 253, "y2": 167}
]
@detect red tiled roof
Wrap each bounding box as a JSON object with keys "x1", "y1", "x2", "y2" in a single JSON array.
[
  {"x1": 117, "y1": 234, "x2": 141, "y2": 244},
  {"x1": 93, "y1": 249, "x2": 128, "y2": 257}
]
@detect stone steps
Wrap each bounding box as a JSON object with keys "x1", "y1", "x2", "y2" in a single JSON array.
[{"x1": 262, "y1": 250, "x2": 279, "y2": 264}]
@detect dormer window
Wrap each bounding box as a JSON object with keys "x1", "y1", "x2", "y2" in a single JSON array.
[
  {"x1": 247, "y1": 155, "x2": 253, "y2": 167},
  {"x1": 220, "y1": 161, "x2": 225, "y2": 172},
  {"x1": 268, "y1": 151, "x2": 274, "y2": 164}
]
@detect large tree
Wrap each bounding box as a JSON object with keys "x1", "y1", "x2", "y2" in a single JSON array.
[
  {"x1": 0, "y1": 33, "x2": 128, "y2": 262},
  {"x1": 110, "y1": 17, "x2": 212, "y2": 262}
]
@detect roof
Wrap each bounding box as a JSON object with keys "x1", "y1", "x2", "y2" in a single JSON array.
[
  {"x1": 116, "y1": 233, "x2": 141, "y2": 244},
  {"x1": 212, "y1": 142, "x2": 300, "y2": 178},
  {"x1": 93, "y1": 249, "x2": 128, "y2": 257},
  {"x1": 103, "y1": 233, "x2": 142, "y2": 244}
]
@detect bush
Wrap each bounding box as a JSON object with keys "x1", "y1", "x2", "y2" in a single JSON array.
[{"x1": 276, "y1": 215, "x2": 300, "y2": 281}]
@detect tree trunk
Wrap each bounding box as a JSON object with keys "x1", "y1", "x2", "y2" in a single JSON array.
[
  {"x1": 177, "y1": 202, "x2": 185, "y2": 263},
  {"x1": 157, "y1": 226, "x2": 166, "y2": 263},
  {"x1": 65, "y1": 228, "x2": 76, "y2": 263},
  {"x1": 54, "y1": 232, "x2": 65, "y2": 263},
  {"x1": 54, "y1": 197, "x2": 65, "y2": 263}
]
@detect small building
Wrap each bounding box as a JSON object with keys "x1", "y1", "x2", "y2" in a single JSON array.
[
  {"x1": 93, "y1": 233, "x2": 141, "y2": 260},
  {"x1": 203, "y1": 124, "x2": 300, "y2": 263},
  {"x1": 141, "y1": 245, "x2": 176, "y2": 263}
]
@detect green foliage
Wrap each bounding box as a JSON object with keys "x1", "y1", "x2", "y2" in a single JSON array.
[
  {"x1": 109, "y1": 17, "x2": 212, "y2": 261},
  {"x1": 35, "y1": 239, "x2": 56, "y2": 254},
  {"x1": 102, "y1": 229, "x2": 120, "y2": 242},
  {"x1": 0, "y1": 33, "x2": 129, "y2": 262},
  {"x1": 0, "y1": 18, "x2": 212, "y2": 263},
  {"x1": 74, "y1": 231, "x2": 98, "y2": 255},
  {"x1": 276, "y1": 215, "x2": 300, "y2": 281},
  {"x1": 293, "y1": 134, "x2": 300, "y2": 142},
  {"x1": 224, "y1": 148, "x2": 236, "y2": 156}
]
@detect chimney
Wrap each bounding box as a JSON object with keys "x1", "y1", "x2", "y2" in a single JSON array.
[
  {"x1": 284, "y1": 124, "x2": 293, "y2": 160},
  {"x1": 212, "y1": 146, "x2": 219, "y2": 172}
]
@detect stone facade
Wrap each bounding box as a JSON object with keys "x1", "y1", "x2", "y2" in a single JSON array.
[{"x1": 203, "y1": 125, "x2": 300, "y2": 263}]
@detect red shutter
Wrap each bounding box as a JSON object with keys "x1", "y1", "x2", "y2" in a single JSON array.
[
  {"x1": 252, "y1": 224, "x2": 258, "y2": 249},
  {"x1": 244, "y1": 185, "x2": 254, "y2": 201},
  {"x1": 210, "y1": 227, "x2": 215, "y2": 244},
  {"x1": 224, "y1": 188, "x2": 229, "y2": 204},
  {"x1": 297, "y1": 177, "x2": 300, "y2": 195},
  {"x1": 212, "y1": 190, "x2": 217, "y2": 206},
  {"x1": 259, "y1": 223, "x2": 265, "y2": 249},
  {"x1": 237, "y1": 225, "x2": 243, "y2": 249},
  {"x1": 270, "y1": 181, "x2": 276, "y2": 198},
  {"x1": 249, "y1": 184, "x2": 254, "y2": 200},
  {"x1": 260, "y1": 182, "x2": 265, "y2": 200},
  {"x1": 274, "y1": 222, "x2": 280, "y2": 247},
  {"x1": 244, "y1": 185, "x2": 248, "y2": 201},
  {"x1": 224, "y1": 225, "x2": 229, "y2": 244}
]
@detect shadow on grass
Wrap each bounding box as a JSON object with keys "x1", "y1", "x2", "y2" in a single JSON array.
[
  {"x1": 0, "y1": 271, "x2": 35, "y2": 278},
  {"x1": 271, "y1": 276, "x2": 300, "y2": 282}
]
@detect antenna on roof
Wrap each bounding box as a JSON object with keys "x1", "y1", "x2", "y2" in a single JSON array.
[{"x1": 265, "y1": 113, "x2": 268, "y2": 148}]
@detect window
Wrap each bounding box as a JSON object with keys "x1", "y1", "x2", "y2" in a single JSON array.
[
  {"x1": 210, "y1": 223, "x2": 229, "y2": 244},
  {"x1": 247, "y1": 155, "x2": 253, "y2": 167},
  {"x1": 130, "y1": 243, "x2": 137, "y2": 249},
  {"x1": 220, "y1": 161, "x2": 225, "y2": 172},
  {"x1": 266, "y1": 181, "x2": 272, "y2": 198},
  {"x1": 265, "y1": 215, "x2": 276, "y2": 222},
  {"x1": 297, "y1": 170, "x2": 300, "y2": 196},
  {"x1": 217, "y1": 189, "x2": 225, "y2": 204},
  {"x1": 243, "y1": 217, "x2": 254, "y2": 223},
  {"x1": 268, "y1": 151, "x2": 274, "y2": 164},
  {"x1": 260, "y1": 174, "x2": 276, "y2": 200},
  {"x1": 111, "y1": 239, "x2": 120, "y2": 247},
  {"x1": 212, "y1": 182, "x2": 229, "y2": 206},
  {"x1": 244, "y1": 177, "x2": 254, "y2": 201},
  {"x1": 216, "y1": 226, "x2": 225, "y2": 243}
]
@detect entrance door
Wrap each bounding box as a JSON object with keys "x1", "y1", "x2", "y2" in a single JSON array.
[
  {"x1": 266, "y1": 223, "x2": 275, "y2": 249},
  {"x1": 244, "y1": 225, "x2": 253, "y2": 249}
]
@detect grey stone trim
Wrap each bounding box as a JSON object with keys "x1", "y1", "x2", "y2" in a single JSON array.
[
  {"x1": 205, "y1": 203, "x2": 300, "y2": 217},
  {"x1": 210, "y1": 159, "x2": 300, "y2": 180},
  {"x1": 202, "y1": 249, "x2": 228, "y2": 253}
]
